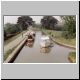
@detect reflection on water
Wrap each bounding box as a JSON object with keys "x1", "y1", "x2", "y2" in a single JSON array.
[
  {"x1": 26, "y1": 42, "x2": 34, "y2": 48},
  {"x1": 14, "y1": 31, "x2": 75, "y2": 63},
  {"x1": 40, "y1": 47, "x2": 51, "y2": 53},
  {"x1": 40, "y1": 47, "x2": 52, "y2": 54}
]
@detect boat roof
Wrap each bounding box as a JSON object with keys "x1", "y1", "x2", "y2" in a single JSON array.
[{"x1": 41, "y1": 36, "x2": 49, "y2": 40}]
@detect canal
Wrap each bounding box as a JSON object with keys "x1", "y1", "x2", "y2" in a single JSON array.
[{"x1": 14, "y1": 31, "x2": 75, "y2": 63}]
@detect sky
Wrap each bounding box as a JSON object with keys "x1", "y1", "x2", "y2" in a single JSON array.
[{"x1": 4, "y1": 16, "x2": 62, "y2": 24}]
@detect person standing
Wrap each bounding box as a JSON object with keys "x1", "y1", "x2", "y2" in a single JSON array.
[{"x1": 22, "y1": 32, "x2": 23, "y2": 38}]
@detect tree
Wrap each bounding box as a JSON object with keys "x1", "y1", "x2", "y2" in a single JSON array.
[
  {"x1": 4, "y1": 23, "x2": 20, "y2": 34},
  {"x1": 41, "y1": 16, "x2": 58, "y2": 29},
  {"x1": 61, "y1": 16, "x2": 76, "y2": 39},
  {"x1": 17, "y1": 16, "x2": 33, "y2": 30}
]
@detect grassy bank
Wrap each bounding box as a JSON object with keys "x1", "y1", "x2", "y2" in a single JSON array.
[
  {"x1": 42, "y1": 29, "x2": 76, "y2": 47},
  {"x1": 68, "y1": 52, "x2": 76, "y2": 63},
  {"x1": 4, "y1": 45, "x2": 18, "y2": 61}
]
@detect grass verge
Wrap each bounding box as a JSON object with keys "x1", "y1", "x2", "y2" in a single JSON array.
[
  {"x1": 4, "y1": 45, "x2": 18, "y2": 61},
  {"x1": 68, "y1": 52, "x2": 76, "y2": 63}
]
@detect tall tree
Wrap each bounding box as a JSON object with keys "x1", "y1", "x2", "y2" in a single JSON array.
[
  {"x1": 61, "y1": 16, "x2": 76, "y2": 39},
  {"x1": 17, "y1": 16, "x2": 33, "y2": 30},
  {"x1": 41, "y1": 16, "x2": 58, "y2": 29}
]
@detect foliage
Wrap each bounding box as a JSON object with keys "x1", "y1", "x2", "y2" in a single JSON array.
[
  {"x1": 4, "y1": 23, "x2": 20, "y2": 34},
  {"x1": 68, "y1": 52, "x2": 76, "y2": 63},
  {"x1": 17, "y1": 16, "x2": 34, "y2": 30},
  {"x1": 61, "y1": 16, "x2": 76, "y2": 39},
  {"x1": 41, "y1": 16, "x2": 58, "y2": 29},
  {"x1": 4, "y1": 23, "x2": 21, "y2": 40}
]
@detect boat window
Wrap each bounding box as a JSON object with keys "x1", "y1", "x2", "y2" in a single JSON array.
[{"x1": 28, "y1": 35, "x2": 33, "y2": 39}]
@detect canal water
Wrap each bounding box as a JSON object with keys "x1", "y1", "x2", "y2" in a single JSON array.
[{"x1": 14, "y1": 31, "x2": 75, "y2": 63}]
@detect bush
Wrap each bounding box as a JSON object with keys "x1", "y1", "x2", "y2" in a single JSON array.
[
  {"x1": 61, "y1": 16, "x2": 76, "y2": 39},
  {"x1": 68, "y1": 52, "x2": 76, "y2": 63},
  {"x1": 62, "y1": 31, "x2": 76, "y2": 39},
  {"x1": 4, "y1": 23, "x2": 21, "y2": 40}
]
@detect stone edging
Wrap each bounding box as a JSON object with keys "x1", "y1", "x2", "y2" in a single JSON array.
[{"x1": 4, "y1": 36, "x2": 28, "y2": 63}]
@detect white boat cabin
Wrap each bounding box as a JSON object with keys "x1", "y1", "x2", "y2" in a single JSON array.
[{"x1": 40, "y1": 36, "x2": 51, "y2": 47}]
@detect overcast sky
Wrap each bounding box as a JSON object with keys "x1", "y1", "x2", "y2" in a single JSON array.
[{"x1": 4, "y1": 16, "x2": 62, "y2": 24}]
